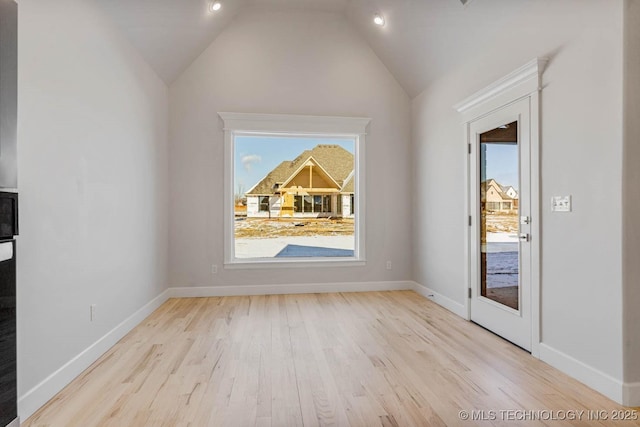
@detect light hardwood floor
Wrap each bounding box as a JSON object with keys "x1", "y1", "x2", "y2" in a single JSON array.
[{"x1": 24, "y1": 291, "x2": 639, "y2": 426}]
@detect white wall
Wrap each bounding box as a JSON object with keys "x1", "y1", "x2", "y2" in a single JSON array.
[
  {"x1": 623, "y1": 0, "x2": 640, "y2": 391},
  {"x1": 17, "y1": 0, "x2": 169, "y2": 417},
  {"x1": 412, "y1": 0, "x2": 625, "y2": 396},
  {"x1": 169, "y1": 7, "x2": 411, "y2": 287}
]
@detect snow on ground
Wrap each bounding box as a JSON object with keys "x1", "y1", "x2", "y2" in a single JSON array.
[
  {"x1": 486, "y1": 232, "x2": 519, "y2": 243},
  {"x1": 484, "y1": 232, "x2": 519, "y2": 288},
  {"x1": 485, "y1": 251, "x2": 518, "y2": 288},
  {"x1": 235, "y1": 231, "x2": 519, "y2": 288},
  {"x1": 236, "y1": 235, "x2": 355, "y2": 258}
]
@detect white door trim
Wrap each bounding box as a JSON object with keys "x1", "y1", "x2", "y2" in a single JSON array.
[
  {"x1": 456, "y1": 58, "x2": 546, "y2": 357},
  {"x1": 469, "y1": 99, "x2": 532, "y2": 351}
]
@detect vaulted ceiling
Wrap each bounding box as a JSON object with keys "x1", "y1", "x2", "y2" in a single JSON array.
[
  {"x1": 95, "y1": 0, "x2": 592, "y2": 97},
  {"x1": 96, "y1": 0, "x2": 353, "y2": 86}
]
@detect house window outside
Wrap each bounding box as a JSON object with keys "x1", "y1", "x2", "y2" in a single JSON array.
[
  {"x1": 221, "y1": 112, "x2": 369, "y2": 266},
  {"x1": 259, "y1": 196, "x2": 270, "y2": 212},
  {"x1": 303, "y1": 195, "x2": 313, "y2": 213},
  {"x1": 323, "y1": 195, "x2": 331, "y2": 213}
]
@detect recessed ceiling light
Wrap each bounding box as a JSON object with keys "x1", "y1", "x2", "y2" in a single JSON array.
[
  {"x1": 209, "y1": 1, "x2": 222, "y2": 12},
  {"x1": 373, "y1": 13, "x2": 385, "y2": 26}
]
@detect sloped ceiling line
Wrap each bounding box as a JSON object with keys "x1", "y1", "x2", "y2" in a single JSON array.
[{"x1": 96, "y1": 0, "x2": 568, "y2": 99}]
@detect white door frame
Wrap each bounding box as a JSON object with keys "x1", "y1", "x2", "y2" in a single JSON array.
[
  {"x1": 469, "y1": 99, "x2": 532, "y2": 351},
  {"x1": 455, "y1": 58, "x2": 546, "y2": 358}
]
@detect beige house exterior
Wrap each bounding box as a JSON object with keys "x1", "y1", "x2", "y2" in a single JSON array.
[
  {"x1": 245, "y1": 144, "x2": 355, "y2": 218},
  {"x1": 481, "y1": 179, "x2": 518, "y2": 212}
]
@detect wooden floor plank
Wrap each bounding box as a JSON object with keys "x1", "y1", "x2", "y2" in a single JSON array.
[{"x1": 23, "y1": 291, "x2": 639, "y2": 427}]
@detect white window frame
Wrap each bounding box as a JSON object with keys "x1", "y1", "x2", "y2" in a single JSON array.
[{"x1": 219, "y1": 112, "x2": 370, "y2": 269}]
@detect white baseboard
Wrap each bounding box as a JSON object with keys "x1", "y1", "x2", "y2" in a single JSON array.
[
  {"x1": 411, "y1": 284, "x2": 637, "y2": 407},
  {"x1": 18, "y1": 289, "x2": 171, "y2": 421},
  {"x1": 539, "y1": 343, "x2": 624, "y2": 404},
  {"x1": 25, "y1": 280, "x2": 635, "y2": 424},
  {"x1": 168, "y1": 280, "x2": 414, "y2": 298},
  {"x1": 410, "y1": 281, "x2": 468, "y2": 318},
  {"x1": 17, "y1": 281, "x2": 413, "y2": 420},
  {"x1": 623, "y1": 382, "x2": 640, "y2": 407}
]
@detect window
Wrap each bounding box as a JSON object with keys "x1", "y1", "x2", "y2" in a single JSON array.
[
  {"x1": 323, "y1": 195, "x2": 331, "y2": 213},
  {"x1": 303, "y1": 195, "x2": 312, "y2": 213},
  {"x1": 294, "y1": 195, "x2": 302, "y2": 213},
  {"x1": 221, "y1": 113, "x2": 369, "y2": 267},
  {"x1": 259, "y1": 196, "x2": 270, "y2": 212}
]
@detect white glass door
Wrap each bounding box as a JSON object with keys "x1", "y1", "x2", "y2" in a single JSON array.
[{"x1": 469, "y1": 98, "x2": 532, "y2": 351}]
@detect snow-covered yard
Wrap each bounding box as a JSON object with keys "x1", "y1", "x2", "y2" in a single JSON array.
[{"x1": 235, "y1": 235, "x2": 354, "y2": 258}]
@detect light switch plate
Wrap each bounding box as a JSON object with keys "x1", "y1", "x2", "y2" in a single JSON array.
[{"x1": 551, "y1": 195, "x2": 572, "y2": 212}]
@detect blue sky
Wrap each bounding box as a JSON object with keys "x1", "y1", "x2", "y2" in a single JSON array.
[
  {"x1": 482, "y1": 143, "x2": 519, "y2": 190},
  {"x1": 234, "y1": 136, "x2": 354, "y2": 195}
]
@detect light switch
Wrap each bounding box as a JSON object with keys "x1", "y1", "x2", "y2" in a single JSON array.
[{"x1": 551, "y1": 195, "x2": 572, "y2": 212}]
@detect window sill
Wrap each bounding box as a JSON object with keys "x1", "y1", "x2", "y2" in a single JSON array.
[{"x1": 224, "y1": 258, "x2": 366, "y2": 270}]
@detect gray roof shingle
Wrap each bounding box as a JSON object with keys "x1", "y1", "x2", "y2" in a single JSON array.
[{"x1": 246, "y1": 144, "x2": 354, "y2": 195}]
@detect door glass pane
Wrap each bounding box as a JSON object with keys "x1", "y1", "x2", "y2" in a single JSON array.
[{"x1": 480, "y1": 121, "x2": 519, "y2": 310}]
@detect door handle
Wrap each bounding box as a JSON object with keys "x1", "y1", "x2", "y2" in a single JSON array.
[{"x1": 519, "y1": 233, "x2": 530, "y2": 242}]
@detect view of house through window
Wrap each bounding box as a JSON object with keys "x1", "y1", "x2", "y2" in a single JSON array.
[
  {"x1": 480, "y1": 121, "x2": 520, "y2": 310},
  {"x1": 234, "y1": 135, "x2": 356, "y2": 259}
]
